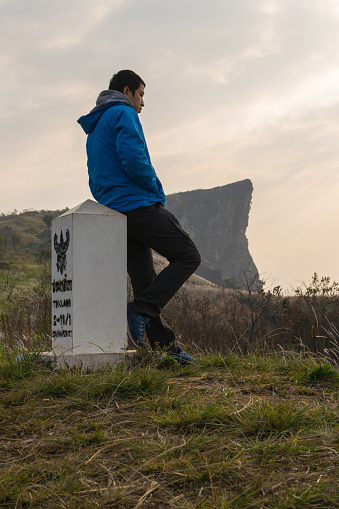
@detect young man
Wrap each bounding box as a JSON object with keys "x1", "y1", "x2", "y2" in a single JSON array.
[{"x1": 77, "y1": 70, "x2": 201, "y2": 363}]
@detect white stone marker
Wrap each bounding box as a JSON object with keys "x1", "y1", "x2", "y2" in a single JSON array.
[{"x1": 49, "y1": 199, "x2": 134, "y2": 370}]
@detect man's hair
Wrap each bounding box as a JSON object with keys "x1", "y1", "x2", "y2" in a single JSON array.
[{"x1": 109, "y1": 70, "x2": 145, "y2": 94}]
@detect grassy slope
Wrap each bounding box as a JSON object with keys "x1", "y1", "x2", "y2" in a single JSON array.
[
  {"x1": 0, "y1": 351, "x2": 338, "y2": 509},
  {"x1": 0, "y1": 209, "x2": 67, "y2": 263}
]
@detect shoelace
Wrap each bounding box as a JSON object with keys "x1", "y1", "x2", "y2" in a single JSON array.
[{"x1": 138, "y1": 317, "x2": 150, "y2": 339}]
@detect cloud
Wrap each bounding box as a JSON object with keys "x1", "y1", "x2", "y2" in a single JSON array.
[{"x1": 1, "y1": 0, "x2": 339, "y2": 286}]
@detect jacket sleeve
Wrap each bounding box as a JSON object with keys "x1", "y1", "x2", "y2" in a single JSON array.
[
  {"x1": 89, "y1": 177, "x2": 99, "y2": 201},
  {"x1": 115, "y1": 107, "x2": 159, "y2": 194}
]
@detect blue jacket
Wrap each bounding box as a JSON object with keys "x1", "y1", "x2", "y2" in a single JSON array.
[{"x1": 77, "y1": 90, "x2": 165, "y2": 212}]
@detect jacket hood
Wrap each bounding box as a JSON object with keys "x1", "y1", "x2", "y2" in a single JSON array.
[
  {"x1": 77, "y1": 90, "x2": 133, "y2": 134},
  {"x1": 91, "y1": 90, "x2": 133, "y2": 111}
]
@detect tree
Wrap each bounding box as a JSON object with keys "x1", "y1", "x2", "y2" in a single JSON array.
[
  {"x1": 43, "y1": 214, "x2": 53, "y2": 229},
  {"x1": 10, "y1": 232, "x2": 21, "y2": 252},
  {"x1": 0, "y1": 235, "x2": 7, "y2": 256},
  {"x1": 38, "y1": 247, "x2": 51, "y2": 284}
]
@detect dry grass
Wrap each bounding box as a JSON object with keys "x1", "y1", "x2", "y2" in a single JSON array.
[
  {"x1": 2, "y1": 259, "x2": 339, "y2": 363},
  {"x1": 0, "y1": 350, "x2": 338, "y2": 508}
]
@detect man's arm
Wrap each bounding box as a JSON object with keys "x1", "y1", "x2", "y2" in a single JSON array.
[
  {"x1": 115, "y1": 107, "x2": 159, "y2": 194},
  {"x1": 89, "y1": 177, "x2": 99, "y2": 201}
]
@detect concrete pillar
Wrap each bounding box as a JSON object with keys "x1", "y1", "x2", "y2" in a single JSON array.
[{"x1": 47, "y1": 199, "x2": 134, "y2": 370}]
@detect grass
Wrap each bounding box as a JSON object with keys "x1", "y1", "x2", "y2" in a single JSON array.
[
  {"x1": 0, "y1": 349, "x2": 338, "y2": 508},
  {"x1": 306, "y1": 363, "x2": 339, "y2": 382}
]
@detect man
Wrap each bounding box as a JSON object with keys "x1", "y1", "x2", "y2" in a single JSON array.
[{"x1": 78, "y1": 70, "x2": 201, "y2": 363}]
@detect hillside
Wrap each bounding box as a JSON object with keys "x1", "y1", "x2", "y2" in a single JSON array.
[
  {"x1": 0, "y1": 209, "x2": 67, "y2": 267},
  {"x1": 0, "y1": 180, "x2": 257, "y2": 289}
]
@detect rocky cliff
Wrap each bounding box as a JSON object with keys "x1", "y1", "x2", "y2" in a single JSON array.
[{"x1": 165, "y1": 179, "x2": 258, "y2": 288}]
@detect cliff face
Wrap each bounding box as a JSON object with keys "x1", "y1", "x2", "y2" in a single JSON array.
[{"x1": 165, "y1": 179, "x2": 258, "y2": 288}]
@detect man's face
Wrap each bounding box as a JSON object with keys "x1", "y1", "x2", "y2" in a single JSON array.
[{"x1": 123, "y1": 84, "x2": 145, "y2": 114}]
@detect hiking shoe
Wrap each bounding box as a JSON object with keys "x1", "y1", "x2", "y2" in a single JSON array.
[
  {"x1": 170, "y1": 346, "x2": 198, "y2": 365},
  {"x1": 127, "y1": 303, "x2": 149, "y2": 349}
]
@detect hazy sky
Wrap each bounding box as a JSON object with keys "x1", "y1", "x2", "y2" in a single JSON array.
[{"x1": 1, "y1": 0, "x2": 339, "y2": 290}]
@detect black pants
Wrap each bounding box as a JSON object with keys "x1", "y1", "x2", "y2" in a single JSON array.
[{"x1": 124, "y1": 204, "x2": 201, "y2": 349}]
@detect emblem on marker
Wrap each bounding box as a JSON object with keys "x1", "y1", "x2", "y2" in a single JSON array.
[{"x1": 54, "y1": 229, "x2": 70, "y2": 275}]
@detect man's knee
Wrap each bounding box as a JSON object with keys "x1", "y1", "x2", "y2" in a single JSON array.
[
  {"x1": 193, "y1": 247, "x2": 201, "y2": 269},
  {"x1": 187, "y1": 245, "x2": 201, "y2": 272}
]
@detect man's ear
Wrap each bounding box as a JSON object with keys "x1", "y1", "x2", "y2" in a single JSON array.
[{"x1": 123, "y1": 86, "x2": 130, "y2": 96}]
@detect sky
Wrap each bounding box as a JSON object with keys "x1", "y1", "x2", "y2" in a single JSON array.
[{"x1": 1, "y1": 0, "x2": 339, "y2": 291}]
